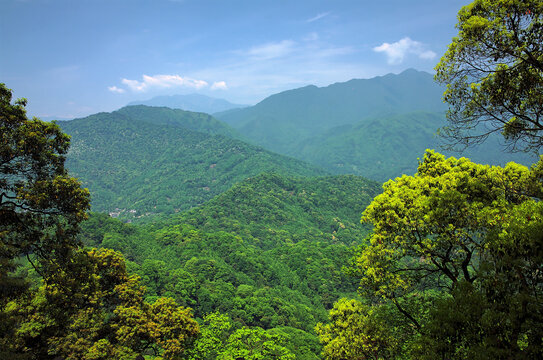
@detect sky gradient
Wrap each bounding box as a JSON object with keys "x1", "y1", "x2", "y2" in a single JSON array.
[{"x1": 1, "y1": 0, "x2": 470, "y2": 119}]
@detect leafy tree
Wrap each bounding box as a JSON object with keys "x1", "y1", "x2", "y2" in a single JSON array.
[
  {"x1": 1, "y1": 83, "x2": 90, "y2": 358},
  {"x1": 435, "y1": 0, "x2": 543, "y2": 151},
  {"x1": 217, "y1": 327, "x2": 295, "y2": 360},
  {"x1": 6, "y1": 248, "x2": 199, "y2": 359},
  {"x1": 187, "y1": 312, "x2": 233, "y2": 360},
  {"x1": 315, "y1": 298, "x2": 402, "y2": 360},
  {"x1": 0, "y1": 83, "x2": 90, "y2": 278},
  {"x1": 348, "y1": 150, "x2": 543, "y2": 357}
]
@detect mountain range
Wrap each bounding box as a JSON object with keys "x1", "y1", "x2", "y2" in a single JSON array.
[
  {"x1": 216, "y1": 69, "x2": 537, "y2": 180},
  {"x1": 60, "y1": 106, "x2": 325, "y2": 221},
  {"x1": 128, "y1": 93, "x2": 246, "y2": 114},
  {"x1": 60, "y1": 69, "x2": 539, "y2": 220}
]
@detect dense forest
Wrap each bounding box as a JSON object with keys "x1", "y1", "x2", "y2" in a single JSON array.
[{"x1": 1, "y1": 1, "x2": 542, "y2": 359}]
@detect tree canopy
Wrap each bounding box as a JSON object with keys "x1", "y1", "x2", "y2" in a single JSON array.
[
  {"x1": 1, "y1": 84, "x2": 201, "y2": 359},
  {"x1": 435, "y1": 0, "x2": 543, "y2": 152},
  {"x1": 1, "y1": 83, "x2": 90, "y2": 303},
  {"x1": 346, "y1": 150, "x2": 543, "y2": 358},
  {"x1": 0, "y1": 83, "x2": 90, "y2": 266}
]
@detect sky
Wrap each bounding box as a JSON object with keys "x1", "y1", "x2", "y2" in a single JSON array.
[{"x1": 1, "y1": 0, "x2": 470, "y2": 119}]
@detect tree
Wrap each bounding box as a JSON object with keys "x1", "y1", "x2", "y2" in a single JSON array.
[
  {"x1": 435, "y1": 0, "x2": 543, "y2": 152},
  {"x1": 6, "y1": 248, "x2": 199, "y2": 359},
  {"x1": 315, "y1": 298, "x2": 402, "y2": 360},
  {"x1": 217, "y1": 326, "x2": 295, "y2": 360},
  {"x1": 1, "y1": 83, "x2": 90, "y2": 358},
  {"x1": 187, "y1": 312, "x2": 233, "y2": 360},
  {"x1": 0, "y1": 83, "x2": 90, "y2": 277},
  {"x1": 349, "y1": 150, "x2": 543, "y2": 358}
]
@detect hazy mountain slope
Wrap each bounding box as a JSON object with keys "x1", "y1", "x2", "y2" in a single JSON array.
[
  {"x1": 60, "y1": 109, "x2": 327, "y2": 221},
  {"x1": 216, "y1": 69, "x2": 446, "y2": 154},
  {"x1": 173, "y1": 172, "x2": 381, "y2": 249},
  {"x1": 128, "y1": 93, "x2": 246, "y2": 114},
  {"x1": 115, "y1": 105, "x2": 240, "y2": 138},
  {"x1": 216, "y1": 70, "x2": 538, "y2": 180},
  {"x1": 293, "y1": 111, "x2": 538, "y2": 181}
]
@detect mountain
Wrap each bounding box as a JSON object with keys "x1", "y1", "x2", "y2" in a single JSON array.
[
  {"x1": 115, "y1": 105, "x2": 240, "y2": 138},
  {"x1": 173, "y1": 172, "x2": 381, "y2": 248},
  {"x1": 128, "y1": 93, "x2": 246, "y2": 114},
  {"x1": 292, "y1": 111, "x2": 538, "y2": 181},
  {"x1": 216, "y1": 69, "x2": 446, "y2": 154},
  {"x1": 216, "y1": 69, "x2": 538, "y2": 180},
  {"x1": 60, "y1": 107, "x2": 327, "y2": 221}
]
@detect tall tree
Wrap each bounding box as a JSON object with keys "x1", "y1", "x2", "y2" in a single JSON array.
[
  {"x1": 0, "y1": 83, "x2": 90, "y2": 276},
  {"x1": 1, "y1": 83, "x2": 90, "y2": 358},
  {"x1": 7, "y1": 248, "x2": 199, "y2": 359},
  {"x1": 435, "y1": 0, "x2": 543, "y2": 151},
  {"x1": 348, "y1": 151, "x2": 543, "y2": 358}
]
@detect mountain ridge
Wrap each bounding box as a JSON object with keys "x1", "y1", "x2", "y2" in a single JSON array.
[
  {"x1": 60, "y1": 107, "x2": 328, "y2": 221},
  {"x1": 128, "y1": 93, "x2": 247, "y2": 114}
]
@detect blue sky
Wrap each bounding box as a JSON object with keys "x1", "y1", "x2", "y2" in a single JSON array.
[{"x1": 1, "y1": 0, "x2": 470, "y2": 119}]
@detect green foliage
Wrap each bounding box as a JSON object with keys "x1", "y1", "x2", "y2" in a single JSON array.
[
  {"x1": 60, "y1": 107, "x2": 326, "y2": 221},
  {"x1": 187, "y1": 312, "x2": 233, "y2": 360},
  {"x1": 1, "y1": 83, "x2": 90, "y2": 358},
  {"x1": 217, "y1": 327, "x2": 295, "y2": 360},
  {"x1": 5, "y1": 248, "x2": 199, "y2": 359},
  {"x1": 435, "y1": 0, "x2": 543, "y2": 151},
  {"x1": 71, "y1": 172, "x2": 381, "y2": 357},
  {"x1": 0, "y1": 83, "x2": 90, "y2": 272},
  {"x1": 176, "y1": 172, "x2": 380, "y2": 248},
  {"x1": 347, "y1": 150, "x2": 543, "y2": 358},
  {"x1": 315, "y1": 298, "x2": 403, "y2": 360}
]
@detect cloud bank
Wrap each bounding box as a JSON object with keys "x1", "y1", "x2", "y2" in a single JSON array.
[
  {"x1": 109, "y1": 74, "x2": 226, "y2": 93},
  {"x1": 373, "y1": 37, "x2": 436, "y2": 65}
]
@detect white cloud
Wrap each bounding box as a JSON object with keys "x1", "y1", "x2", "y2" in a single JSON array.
[
  {"x1": 190, "y1": 37, "x2": 382, "y2": 104},
  {"x1": 247, "y1": 40, "x2": 296, "y2": 60},
  {"x1": 211, "y1": 81, "x2": 228, "y2": 90},
  {"x1": 120, "y1": 74, "x2": 209, "y2": 92},
  {"x1": 108, "y1": 85, "x2": 125, "y2": 94},
  {"x1": 373, "y1": 37, "x2": 436, "y2": 65},
  {"x1": 306, "y1": 12, "x2": 330, "y2": 23}
]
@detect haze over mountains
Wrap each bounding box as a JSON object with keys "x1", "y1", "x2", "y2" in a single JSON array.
[
  {"x1": 128, "y1": 93, "x2": 246, "y2": 114},
  {"x1": 216, "y1": 69, "x2": 537, "y2": 180}
]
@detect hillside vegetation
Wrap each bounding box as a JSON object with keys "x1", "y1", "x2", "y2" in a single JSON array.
[
  {"x1": 76, "y1": 172, "x2": 380, "y2": 359},
  {"x1": 217, "y1": 70, "x2": 536, "y2": 181},
  {"x1": 60, "y1": 107, "x2": 326, "y2": 221}
]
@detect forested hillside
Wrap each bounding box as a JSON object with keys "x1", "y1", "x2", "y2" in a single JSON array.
[
  {"x1": 76, "y1": 172, "x2": 380, "y2": 359},
  {"x1": 217, "y1": 70, "x2": 536, "y2": 181},
  {"x1": 293, "y1": 111, "x2": 537, "y2": 181},
  {"x1": 174, "y1": 173, "x2": 380, "y2": 248},
  {"x1": 216, "y1": 69, "x2": 446, "y2": 154},
  {"x1": 60, "y1": 107, "x2": 326, "y2": 221},
  {"x1": 115, "y1": 105, "x2": 241, "y2": 138}
]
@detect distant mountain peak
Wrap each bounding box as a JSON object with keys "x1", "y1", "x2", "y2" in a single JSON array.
[{"x1": 127, "y1": 94, "x2": 247, "y2": 115}]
